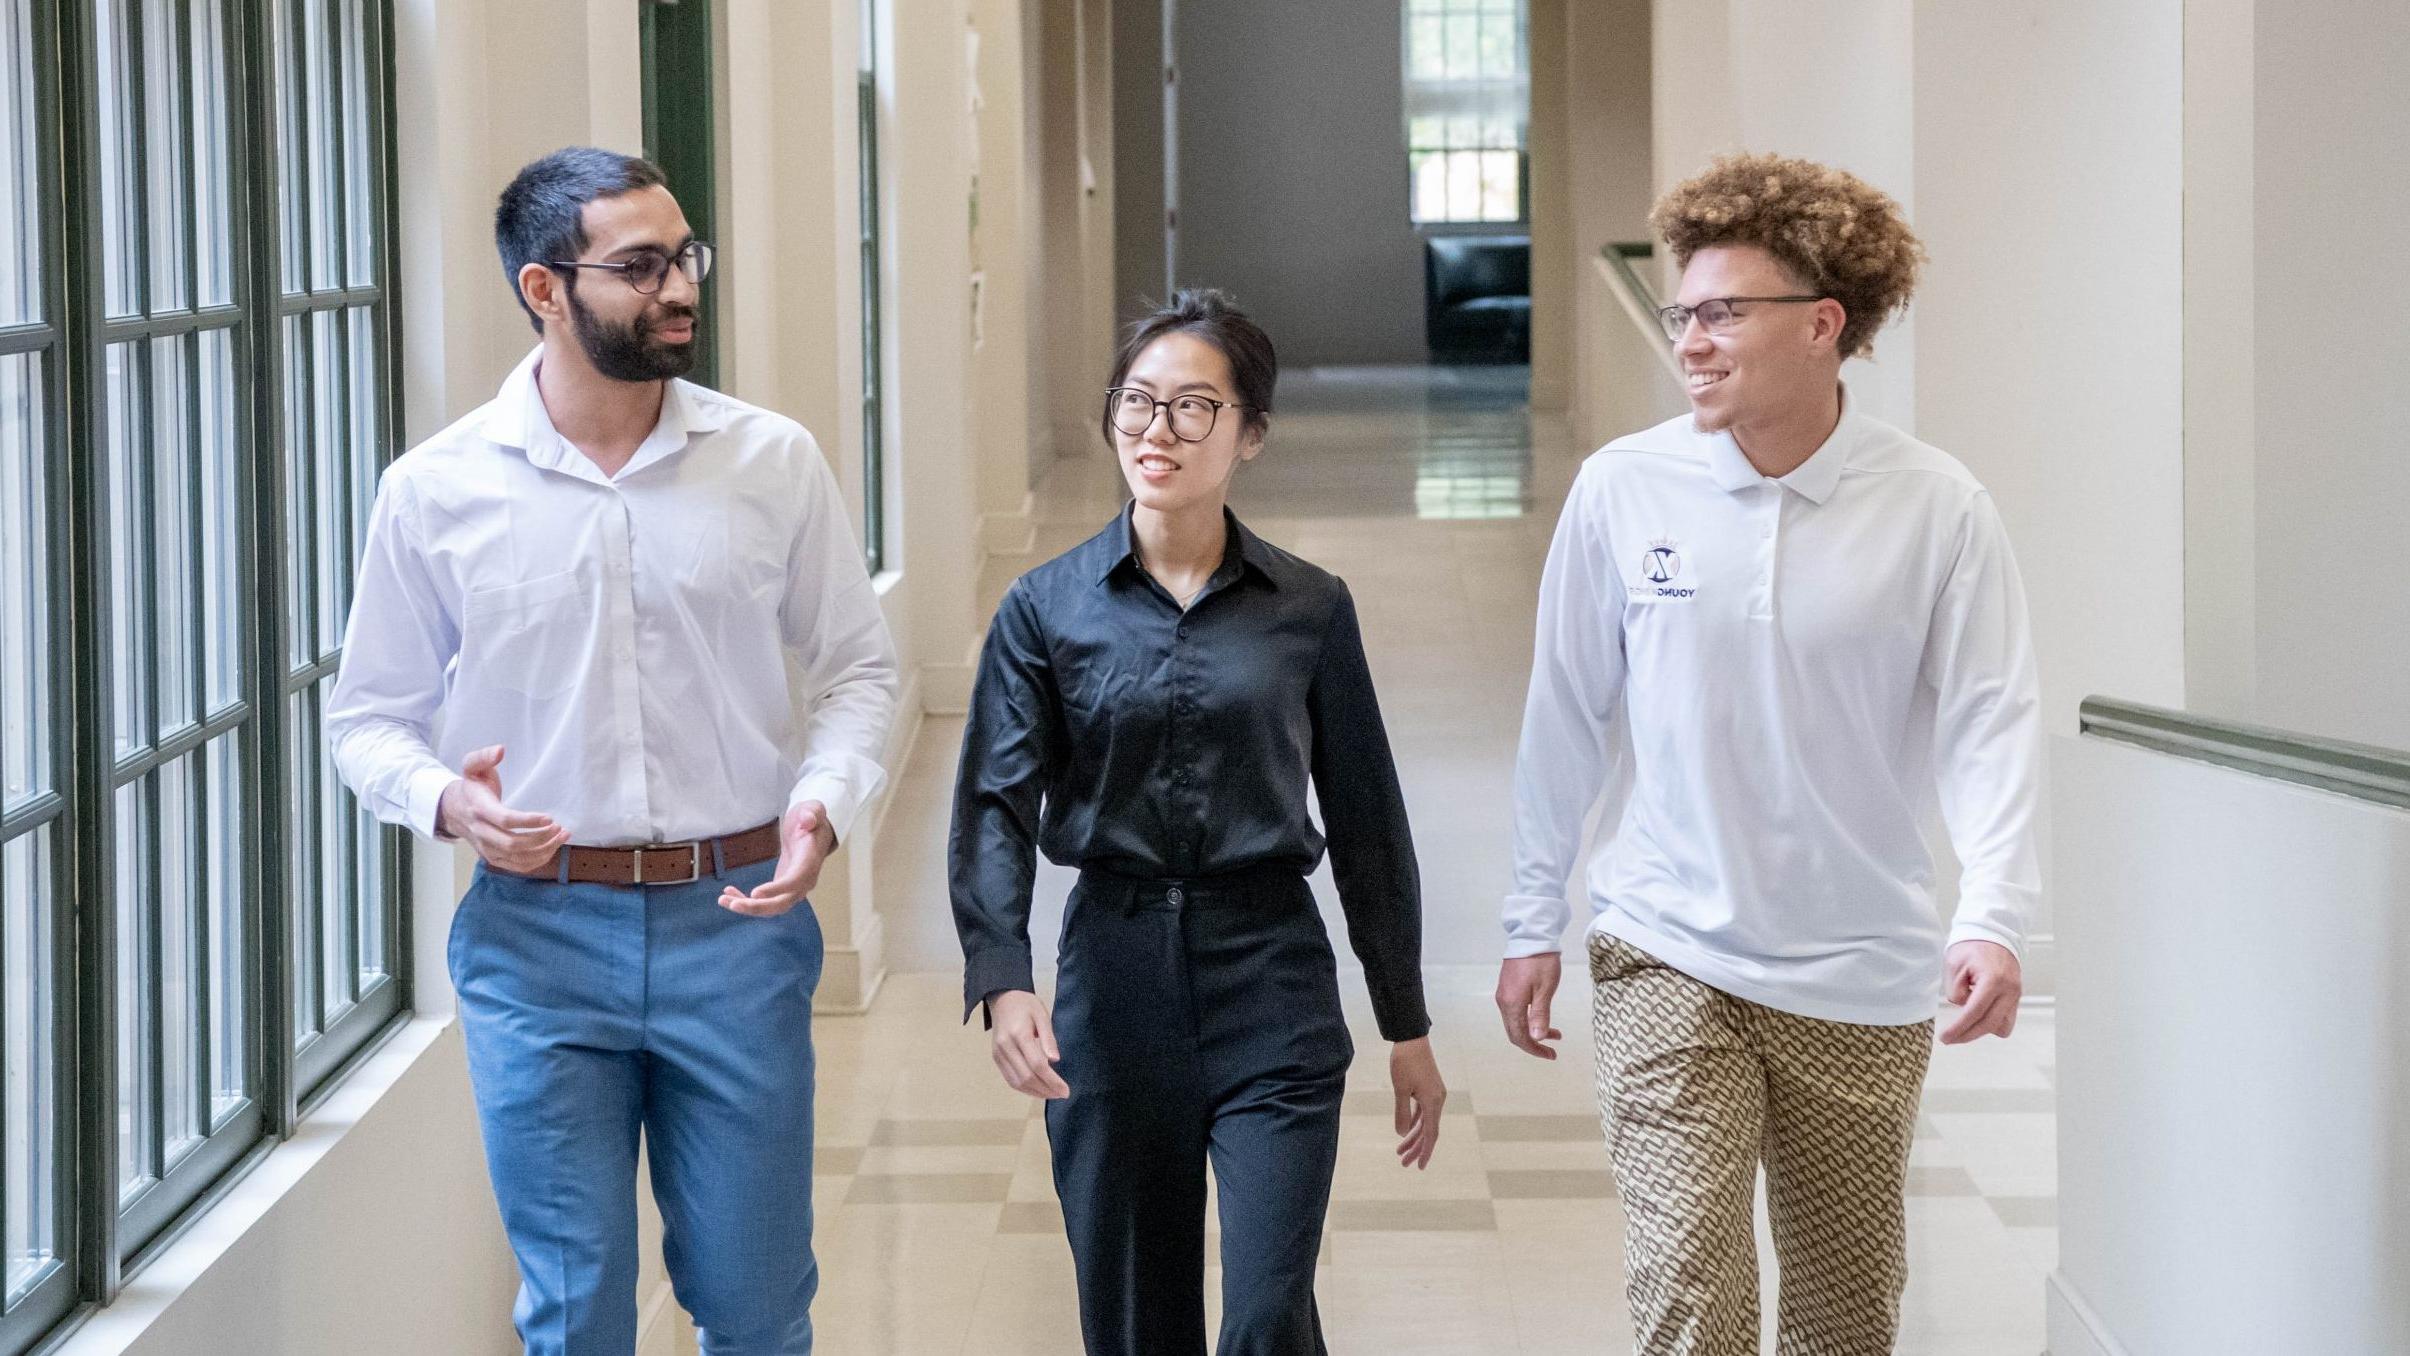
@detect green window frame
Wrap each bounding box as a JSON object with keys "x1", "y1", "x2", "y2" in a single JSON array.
[
  {"x1": 0, "y1": 1, "x2": 404, "y2": 1349},
  {"x1": 858, "y1": 0, "x2": 886, "y2": 573},
  {"x1": 640, "y1": 0, "x2": 720, "y2": 391}
]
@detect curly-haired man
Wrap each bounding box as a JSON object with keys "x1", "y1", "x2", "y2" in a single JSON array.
[{"x1": 1494, "y1": 153, "x2": 2042, "y2": 1353}]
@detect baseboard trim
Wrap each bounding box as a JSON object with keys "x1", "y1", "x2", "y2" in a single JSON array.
[
  {"x1": 978, "y1": 494, "x2": 1037, "y2": 555},
  {"x1": 815, "y1": 912, "x2": 888, "y2": 1015},
  {"x1": 2046, "y1": 1271, "x2": 2130, "y2": 1356},
  {"x1": 921, "y1": 647, "x2": 979, "y2": 716},
  {"x1": 2019, "y1": 932, "x2": 2057, "y2": 1001}
]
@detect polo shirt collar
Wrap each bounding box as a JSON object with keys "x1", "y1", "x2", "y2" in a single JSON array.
[{"x1": 1700, "y1": 384, "x2": 1859, "y2": 505}]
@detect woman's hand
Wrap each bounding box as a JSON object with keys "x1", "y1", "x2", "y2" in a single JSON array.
[
  {"x1": 1390, "y1": 1036, "x2": 1446, "y2": 1169},
  {"x1": 988, "y1": 990, "x2": 1071, "y2": 1100}
]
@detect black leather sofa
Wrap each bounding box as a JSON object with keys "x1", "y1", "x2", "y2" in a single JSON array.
[{"x1": 1424, "y1": 233, "x2": 1531, "y2": 364}]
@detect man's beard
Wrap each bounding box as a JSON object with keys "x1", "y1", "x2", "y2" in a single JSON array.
[{"x1": 567, "y1": 287, "x2": 699, "y2": 382}]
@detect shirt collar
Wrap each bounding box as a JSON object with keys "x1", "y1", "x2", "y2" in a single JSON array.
[
  {"x1": 1700, "y1": 384, "x2": 1857, "y2": 506},
  {"x1": 1091, "y1": 502, "x2": 1281, "y2": 591},
  {"x1": 478, "y1": 345, "x2": 728, "y2": 482}
]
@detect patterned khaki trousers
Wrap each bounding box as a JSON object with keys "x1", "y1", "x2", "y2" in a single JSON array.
[{"x1": 1588, "y1": 932, "x2": 1934, "y2": 1356}]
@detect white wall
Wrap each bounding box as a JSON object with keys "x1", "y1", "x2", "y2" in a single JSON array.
[
  {"x1": 2050, "y1": 736, "x2": 2410, "y2": 1354},
  {"x1": 1647, "y1": 0, "x2": 1916, "y2": 430},
  {"x1": 1911, "y1": 1, "x2": 2188, "y2": 730},
  {"x1": 2180, "y1": 0, "x2": 2257, "y2": 723},
  {"x1": 2244, "y1": 0, "x2": 2410, "y2": 753}
]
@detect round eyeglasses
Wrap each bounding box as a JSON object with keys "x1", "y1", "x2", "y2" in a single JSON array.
[
  {"x1": 1654, "y1": 294, "x2": 1825, "y2": 342},
  {"x1": 1105, "y1": 387, "x2": 1251, "y2": 442},
  {"x1": 546, "y1": 240, "x2": 716, "y2": 296}
]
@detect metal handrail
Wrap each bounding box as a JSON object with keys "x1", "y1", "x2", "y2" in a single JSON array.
[
  {"x1": 2078, "y1": 697, "x2": 2410, "y2": 811},
  {"x1": 1597, "y1": 241, "x2": 1683, "y2": 384}
]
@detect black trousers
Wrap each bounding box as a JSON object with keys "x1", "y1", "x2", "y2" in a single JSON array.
[{"x1": 1046, "y1": 868, "x2": 1353, "y2": 1356}]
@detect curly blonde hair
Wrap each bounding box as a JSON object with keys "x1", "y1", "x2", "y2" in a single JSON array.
[{"x1": 1650, "y1": 153, "x2": 1924, "y2": 360}]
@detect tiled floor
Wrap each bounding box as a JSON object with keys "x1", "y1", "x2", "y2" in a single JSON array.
[{"x1": 837, "y1": 367, "x2": 2055, "y2": 1353}]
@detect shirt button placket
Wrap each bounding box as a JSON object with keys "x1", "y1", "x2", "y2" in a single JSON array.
[{"x1": 1753, "y1": 491, "x2": 1779, "y2": 620}]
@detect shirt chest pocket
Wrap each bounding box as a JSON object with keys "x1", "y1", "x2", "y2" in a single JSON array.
[{"x1": 461, "y1": 569, "x2": 591, "y2": 699}]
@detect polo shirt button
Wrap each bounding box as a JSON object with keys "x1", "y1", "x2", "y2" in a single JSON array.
[{"x1": 1176, "y1": 626, "x2": 1190, "y2": 639}]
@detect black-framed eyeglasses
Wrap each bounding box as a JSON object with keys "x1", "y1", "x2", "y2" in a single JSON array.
[
  {"x1": 546, "y1": 239, "x2": 716, "y2": 295},
  {"x1": 1105, "y1": 387, "x2": 1252, "y2": 442},
  {"x1": 1655, "y1": 294, "x2": 1825, "y2": 342}
]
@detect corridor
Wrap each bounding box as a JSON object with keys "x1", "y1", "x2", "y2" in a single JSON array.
[
  {"x1": 17, "y1": 1, "x2": 2403, "y2": 1351},
  {"x1": 839, "y1": 370, "x2": 2060, "y2": 1354}
]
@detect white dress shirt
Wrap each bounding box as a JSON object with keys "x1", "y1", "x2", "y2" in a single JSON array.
[
  {"x1": 1505, "y1": 395, "x2": 2043, "y2": 1025},
  {"x1": 327, "y1": 348, "x2": 900, "y2": 849}
]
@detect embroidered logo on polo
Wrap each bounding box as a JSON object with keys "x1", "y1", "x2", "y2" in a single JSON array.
[{"x1": 1630, "y1": 538, "x2": 1698, "y2": 600}]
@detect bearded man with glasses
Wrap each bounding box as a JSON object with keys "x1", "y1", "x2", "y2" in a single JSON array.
[
  {"x1": 1496, "y1": 153, "x2": 2044, "y2": 1354},
  {"x1": 326, "y1": 147, "x2": 897, "y2": 1355}
]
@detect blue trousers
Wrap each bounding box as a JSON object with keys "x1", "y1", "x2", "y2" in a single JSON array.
[
  {"x1": 449, "y1": 858, "x2": 822, "y2": 1355},
  {"x1": 1045, "y1": 869, "x2": 1353, "y2": 1356}
]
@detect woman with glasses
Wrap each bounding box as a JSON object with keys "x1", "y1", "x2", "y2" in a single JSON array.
[{"x1": 950, "y1": 288, "x2": 1447, "y2": 1355}]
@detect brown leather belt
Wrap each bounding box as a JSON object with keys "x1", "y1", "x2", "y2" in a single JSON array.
[{"x1": 492, "y1": 821, "x2": 782, "y2": 887}]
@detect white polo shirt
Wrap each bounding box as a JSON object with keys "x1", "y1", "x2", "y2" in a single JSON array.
[{"x1": 1503, "y1": 396, "x2": 2043, "y2": 1025}]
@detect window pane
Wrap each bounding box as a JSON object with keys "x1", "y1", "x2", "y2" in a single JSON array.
[
  {"x1": 1408, "y1": 14, "x2": 1444, "y2": 80},
  {"x1": 106, "y1": 342, "x2": 150, "y2": 756},
  {"x1": 199, "y1": 329, "x2": 240, "y2": 713},
  {"x1": 1444, "y1": 12, "x2": 1478, "y2": 79},
  {"x1": 1, "y1": 353, "x2": 47, "y2": 809},
  {"x1": 355, "y1": 796, "x2": 384, "y2": 990},
  {"x1": 94, "y1": 0, "x2": 140, "y2": 317},
  {"x1": 303, "y1": 0, "x2": 337, "y2": 291},
  {"x1": 1447, "y1": 149, "x2": 1481, "y2": 221},
  {"x1": 286, "y1": 689, "x2": 317, "y2": 1042},
  {"x1": 152, "y1": 335, "x2": 194, "y2": 736},
  {"x1": 1411, "y1": 152, "x2": 1446, "y2": 223},
  {"x1": 1480, "y1": 10, "x2": 1515, "y2": 79},
  {"x1": 205, "y1": 736, "x2": 245, "y2": 1127},
  {"x1": 159, "y1": 755, "x2": 202, "y2": 1168},
  {"x1": 341, "y1": 0, "x2": 372, "y2": 288},
  {"x1": 312, "y1": 310, "x2": 343, "y2": 656},
  {"x1": 191, "y1": 0, "x2": 232, "y2": 306},
  {"x1": 272, "y1": 0, "x2": 303, "y2": 295},
  {"x1": 114, "y1": 778, "x2": 153, "y2": 1200},
  {"x1": 0, "y1": 0, "x2": 39, "y2": 326},
  {"x1": 316, "y1": 679, "x2": 351, "y2": 1020},
  {"x1": 141, "y1": 0, "x2": 188, "y2": 313},
  {"x1": 1481, "y1": 149, "x2": 1519, "y2": 222},
  {"x1": 281, "y1": 314, "x2": 310, "y2": 669},
  {"x1": 3, "y1": 824, "x2": 58, "y2": 1303}
]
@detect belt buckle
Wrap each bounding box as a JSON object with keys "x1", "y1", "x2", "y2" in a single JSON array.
[{"x1": 633, "y1": 841, "x2": 702, "y2": 886}]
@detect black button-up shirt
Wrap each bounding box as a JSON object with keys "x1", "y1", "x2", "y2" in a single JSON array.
[{"x1": 950, "y1": 506, "x2": 1431, "y2": 1042}]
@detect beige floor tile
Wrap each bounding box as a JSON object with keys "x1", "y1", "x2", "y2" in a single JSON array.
[
  {"x1": 854, "y1": 1144, "x2": 1022, "y2": 1177},
  {"x1": 844, "y1": 1173, "x2": 1013, "y2": 1206}
]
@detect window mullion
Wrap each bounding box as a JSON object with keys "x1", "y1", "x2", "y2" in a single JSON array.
[
  {"x1": 59, "y1": 0, "x2": 125, "y2": 1307},
  {"x1": 245, "y1": 0, "x2": 298, "y2": 1142}
]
